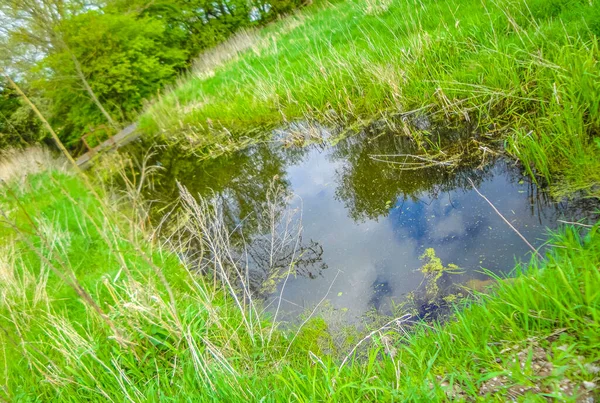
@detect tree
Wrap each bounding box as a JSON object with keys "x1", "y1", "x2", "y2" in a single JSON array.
[
  {"x1": 2, "y1": 72, "x2": 77, "y2": 165},
  {"x1": 0, "y1": 0, "x2": 306, "y2": 150},
  {"x1": 0, "y1": 77, "x2": 47, "y2": 147},
  {"x1": 110, "y1": 0, "x2": 303, "y2": 64},
  {"x1": 36, "y1": 10, "x2": 187, "y2": 145},
  {"x1": 0, "y1": 0, "x2": 120, "y2": 130}
]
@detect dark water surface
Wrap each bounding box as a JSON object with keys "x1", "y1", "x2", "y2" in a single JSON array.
[{"x1": 123, "y1": 126, "x2": 592, "y2": 320}]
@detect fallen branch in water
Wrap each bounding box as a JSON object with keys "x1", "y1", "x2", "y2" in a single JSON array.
[
  {"x1": 557, "y1": 220, "x2": 594, "y2": 228},
  {"x1": 468, "y1": 178, "x2": 542, "y2": 259},
  {"x1": 369, "y1": 153, "x2": 460, "y2": 170}
]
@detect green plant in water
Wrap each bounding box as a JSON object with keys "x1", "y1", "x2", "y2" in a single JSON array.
[{"x1": 419, "y1": 248, "x2": 462, "y2": 302}]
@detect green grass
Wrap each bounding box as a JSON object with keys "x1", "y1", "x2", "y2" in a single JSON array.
[
  {"x1": 141, "y1": 0, "x2": 600, "y2": 198},
  {"x1": 1, "y1": 162, "x2": 599, "y2": 401}
]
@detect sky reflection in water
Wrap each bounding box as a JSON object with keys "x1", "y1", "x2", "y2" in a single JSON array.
[
  {"x1": 277, "y1": 147, "x2": 561, "y2": 318},
  {"x1": 130, "y1": 127, "x2": 590, "y2": 320}
]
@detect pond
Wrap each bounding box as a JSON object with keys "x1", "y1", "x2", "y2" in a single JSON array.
[{"x1": 122, "y1": 121, "x2": 594, "y2": 322}]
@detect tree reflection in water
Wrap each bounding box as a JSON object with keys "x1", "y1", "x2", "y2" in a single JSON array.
[
  {"x1": 235, "y1": 183, "x2": 327, "y2": 298},
  {"x1": 331, "y1": 121, "x2": 498, "y2": 222},
  {"x1": 119, "y1": 119, "x2": 597, "y2": 317},
  {"x1": 173, "y1": 181, "x2": 327, "y2": 300}
]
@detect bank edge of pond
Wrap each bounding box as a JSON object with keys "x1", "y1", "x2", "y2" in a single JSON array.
[
  {"x1": 120, "y1": 124, "x2": 597, "y2": 324},
  {"x1": 0, "y1": 154, "x2": 599, "y2": 401},
  {"x1": 140, "y1": 0, "x2": 600, "y2": 200}
]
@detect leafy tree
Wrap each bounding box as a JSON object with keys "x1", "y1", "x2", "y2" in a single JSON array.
[
  {"x1": 0, "y1": 0, "x2": 121, "y2": 131},
  {"x1": 35, "y1": 11, "x2": 188, "y2": 146},
  {"x1": 0, "y1": 78, "x2": 46, "y2": 148},
  {"x1": 109, "y1": 0, "x2": 304, "y2": 65},
  {"x1": 0, "y1": 0, "x2": 306, "y2": 151}
]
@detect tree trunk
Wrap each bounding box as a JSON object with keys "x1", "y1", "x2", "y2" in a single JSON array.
[
  {"x1": 3, "y1": 72, "x2": 79, "y2": 169},
  {"x1": 66, "y1": 46, "x2": 121, "y2": 131}
]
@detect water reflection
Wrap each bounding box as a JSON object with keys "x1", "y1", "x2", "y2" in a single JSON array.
[
  {"x1": 238, "y1": 185, "x2": 328, "y2": 298},
  {"x1": 133, "y1": 142, "x2": 302, "y2": 239},
  {"x1": 332, "y1": 122, "x2": 492, "y2": 222},
  {"x1": 123, "y1": 125, "x2": 594, "y2": 320},
  {"x1": 369, "y1": 275, "x2": 393, "y2": 311}
]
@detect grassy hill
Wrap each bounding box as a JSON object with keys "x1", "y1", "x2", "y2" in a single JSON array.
[{"x1": 142, "y1": 0, "x2": 600, "y2": 198}]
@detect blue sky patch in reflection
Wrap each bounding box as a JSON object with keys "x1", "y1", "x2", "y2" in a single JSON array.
[{"x1": 273, "y1": 144, "x2": 570, "y2": 320}]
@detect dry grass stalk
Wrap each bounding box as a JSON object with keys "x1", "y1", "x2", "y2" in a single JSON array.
[
  {"x1": 363, "y1": 0, "x2": 393, "y2": 16},
  {"x1": 176, "y1": 184, "x2": 263, "y2": 342},
  {"x1": 0, "y1": 147, "x2": 66, "y2": 185},
  {"x1": 339, "y1": 314, "x2": 412, "y2": 370},
  {"x1": 192, "y1": 29, "x2": 261, "y2": 79}
]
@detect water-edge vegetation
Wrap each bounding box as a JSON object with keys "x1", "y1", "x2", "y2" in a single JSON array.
[
  {"x1": 142, "y1": 0, "x2": 600, "y2": 198},
  {"x1": 2, "y1": 0, "x2": 600, "y2": 400},
  {"x1": 119, "y1": 124, "x2": 596, "y2": 323},
  {"x1": 0, "y1": 148, "x2": 599, "y2": 401}
]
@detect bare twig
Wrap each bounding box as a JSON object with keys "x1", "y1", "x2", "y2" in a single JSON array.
[
  {"x1": 339, "y1": 314, "x2": 412, "y2": 370},
  {"x1": 468, "y1": 178, "x2": 542, "y2": 259},
  {"x1": 557, "y1": 220, "x2": 594, "y2": 228}
]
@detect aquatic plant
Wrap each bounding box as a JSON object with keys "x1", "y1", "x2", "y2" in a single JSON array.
[{"x1": 418, "y1": 248, "x2": 462, "y2": 303}]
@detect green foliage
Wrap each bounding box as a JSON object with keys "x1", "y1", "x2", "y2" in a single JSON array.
[
  {"x1": 110, "y1": 0, "x2": 303, "y2": 59},
  {"x1": 419, "y1": 248, "x2": 461, "y2": 300},
  {"x1": 36, "y1": 11, "x2": 188, "y2": 146},
  {"x1": 0, "y1": 80, "x2": 46, "y2": 147},
  {"x1": 1, "y1": 0, "x2": 306, "y2": 151}
]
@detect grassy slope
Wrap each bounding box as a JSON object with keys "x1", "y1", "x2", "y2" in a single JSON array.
[
  {"x1": 141, "y1": 0, "x2": 600, "y2": 197},
  {"x1": 0, "y1": 167, "x2": 599, "y2": 401}
]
